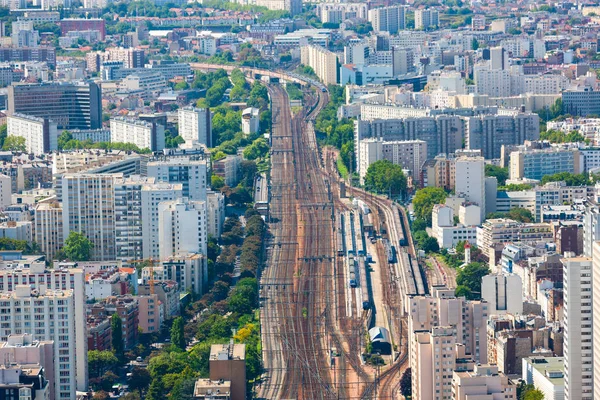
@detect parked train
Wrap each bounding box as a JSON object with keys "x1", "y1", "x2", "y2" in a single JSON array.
[{"x1": 358, "y1": 256, "x2": 370, "y2": 309}]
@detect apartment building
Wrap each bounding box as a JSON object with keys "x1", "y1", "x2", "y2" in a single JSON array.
[
  {"x1": 178, "y1": 106, "x2": 212, "y2": 147},
  {"x1": 481, "y1": 273, "x2": 523, "y2": 315},
  {"x1": 158, "y1": 198, "x2": 207, "y2": 259},
  {"x1": 409, "y1": 287, "x2": 489, "y2": 366},
  {"x1": 31, "y1": 201, "x2": 62, "y2": 258},
  {"x1": 207, "y1": 191, "x2": 225, "y2": 238},
  {"x1": 562, "y1": 88, "x2": 600, "y2": 117},
  {"x1": 560, "y1": 257, "x2": 593, "y2": 400},
  {"x1": 464, "y1": 113, "x2": 540, "y2": 159},
  {"x1": 61, "y1": 173, "x2": 116, "y2": 261},
  {"x1": 0, "y1": 286, "x2": 78, "y2": 400},
  {"x1": 8, "y1": 81, "x2": 102, "y2": 130},
  {"x1": 7, "y1": 113, "x2": 58, "y2": 155},
  {"x1": 421, "y1": 154, "x2": 456, "y2": 190},
  {"x1": 357, "y1": 139, "x2": 427, "y2": 184},
  {"x1": 452, "y1": 364, "x2": 516, "y2": 400},
  {"x1": 455, "y1": 156, "x2": 486, "y2": 219},
  {"x1": 591, "y1": 242, "x2": 600, "y2": 399},
  {"x1": 368, "y1": 5, "x2": 407, "y2": 34},
  {"x1": 213, "y1": 154, "x2": 241, "y2": 187},
  {"x1": 415, "y1": 8, "x2": 439, "y2": 30},
  {"x1": 60, "y1": 18, "x2": 105, "y2": 39},
  {"x1": 242, "y1": 107, "x2": 259, "y2": 136},
  {"x1": 110, "y1": 117, "x2": 165, "y2": 152},
  {"x1": 140, "y1": 182, "x2": 183, "y2": 259},
  {"x1": 142, "y1": 253, "x2": 205, "y2": 295},
  {"x1": 300, "y1": 45, "x2": 338, "y2": 86},
  {"x1": 476, "y1": 219, "x2": 554, "y2": 261},
  {"x1": 317, "y1": 3, "x2": 367, "y2": 24},
  {"x1": 114, "y1": 175, "x2": 148, "y2": 262},
  {"x1": 145, "y1": 60, "x2": 191, "y2": 79},
  {"x1": 510, "y1": 147, "x2": 582, "y2": 181},
  {"x1": 355, "y1": 115, "x2": 464, "y2": 160},
  {"x1": 147, "y1": 156, "x2": 208, "y2": 201},
  {"x1": 0, "y1": 47, "x2": 56, "y2": 67}
]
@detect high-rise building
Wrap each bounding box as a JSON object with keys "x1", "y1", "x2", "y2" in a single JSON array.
[
  {"x1": 357, "y1": 139, "x2": 427, "y2": 184},
  {"x1": 0, "y1": 174, "x2": 11, "y2": 209},
  {"x1": 147, "y1": 157, "x2": 208, "y2": 201},
  {"x1": 7, "y1": 113, "x2": 58, "y2": 155},
  {"x1": 61, "y1": 174, "x2": 116, "y2": 261},
  {"x1": 59, "y1": 18, "x2": 106, "y2": 39},
  {"x1": 490, "y1": 46, "x2": 509, "y2": 70},
  {"x1": 591, "y1": 241, "x2": 600, "y2": 398},
  {"x1": 34, "y1": 200, "x2": 63, "y2": 261},
  {"x1": 178, "y1": 107, "x2": 212, "y2": 147},
  {"x1": 141, "y1": 182, "x2": 183, "y2": 259},
  {"x1": 114, "y1": 175, "x2": 148, "y2": 262},
  {"x1": 158, "y1": 198, "x2": 207, "y2": 259},
  {"x1": 562, "y1": 256, "x2": 593, "y2": 400},
  {"x1": 481, "y1": 273, "x2": 523, "y2": 315},
  {"x1": 110, "y1": 117, "x2": 165, "y2": 152},
  {"x1": 316, "y1": 3, "x2": 368, "y2": 24},
  {"x1": 0, "y1": 47, "x2": 56, "y2": 67},
  {"x1": 0, "y1": 286, "x2": 79, "y2": 400},
  {"x1": 8, "y1": 82, "x2": 102, "y2": 130},
  {"x1": 509, "y1": 147, "x2": 581, "y2": 181},
  {"x1": 207, "y1": 191, "x2": 225, "y2": 238},
  {"x1": 465, "y1": 114, "x2": 540, "y2": 159},
  {"x1": 300, "y1": 45, "x2": 338, "y2": 86},
  {"x1": 415, "y1": 8, "x2": 439, "y2": 30},
  {"x1": 455, "y1": 156, "x2": 486, "y2": 219},
  {"x1": 11, "y1": 21, "x2": 39, "y2": 48},
  {"x1": 368, "y1": 5, "x2": 407, "y2": 34}
]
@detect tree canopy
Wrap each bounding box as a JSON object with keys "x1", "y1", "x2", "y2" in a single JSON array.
[
  {"x1": 487, "y1": 207, "x2": 534, "y2": 223},
  {"x1": 364, "y1": 160, "x2": 407, "y2": 197},
  {"x1": 541, "y1": 172, "x2": 590, "y2": 186},
  {"x1": 62, "y1": 231, "x2": 94, "y2": 261},
  {"x1": 455, "y1": 262, "x2": 490, "y2": 300},
  {"x1": 412, "y1": 187, "x2": 447, "y2": 226},
  {"x1": 485, "y1": 164, "x2": 508, "y2": 186},
  {"x1": 3, "y1": 136, "x2": 26, "y2": 152}
]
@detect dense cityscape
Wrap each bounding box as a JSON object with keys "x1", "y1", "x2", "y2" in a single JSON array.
[{"x1": 0, "y1": 0, "x2": 597, "y2": 399}]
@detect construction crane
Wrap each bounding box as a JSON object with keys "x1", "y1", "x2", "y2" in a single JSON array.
[{"x1": 131, "y1": 258, "x2": 160, "y2": 295}]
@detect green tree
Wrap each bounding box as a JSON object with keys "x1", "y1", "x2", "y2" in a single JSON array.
[
  {"x1": 2, "y1": 135, "x2": 26, "y2": 152},
  {"x1": 421, "y1": 236, "x2": 440, "y2": 253},
  {"x1": 456, "y1": 262, "x2": 490, "y2": 300},
  {"x1": 58, "y1": 130, "x2": 73, "y2": 150},
  {"x1": 243, "y1": 137, "x2": 269, "y2": 160},
  {"x1": 111, "y1": 313, "x2": 124, "y2": 360},
  {"x1": 413, "y1": 187, "x2": 447, "y2": 226},
  {"x1": 211, "y1": 175, "x2": 225, "y2": 190},
  {"x1": 364, "y1": 160, "x2": 407, "y2": 197},
  {"x1": 170, "y1": 317, "x2": 186, "y2": 351},
  {"x1": 523, "y1": 389, "x2": 544, "y2": 400},
  {"x1": 128, "y1": 367, "x2": 151, "y2": 394},
  {"x1": 485, "y1": 165, "x2": 508, "y2": 186},
  {"x1": 541, "y1": 172, "x2": 589, "y2": 186},
  {"x1": 88, "y1": 350, "x2": 118, "y2": 378},
  {"x1": 455, "y1": 285, "x2": 473, "y2": 298},
  {"x1": 174, "y1": 81, "x2": 189, "y2": 90},
  {"x1": 62, "y1": 231, "x2": 94, "y2": 261},
  {"x1": 0, "y1": 124, "x2": 6, "y2": 148},
  {"x1": 400, "y1": 368, "x2": 412, "y2": 397}
]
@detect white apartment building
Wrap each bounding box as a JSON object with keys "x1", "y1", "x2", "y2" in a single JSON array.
[
  {"x1": 562, "y1": 257, "x2": 593, "y2": 400},
  {"x1": 158, "y1": 198, "x2": 207, "y2": 259},
  {"x1": 142, "y1": 253, "x2": 205, "y2": 295},
  {"x1": 452, "y1": 364, "x2": 516, "y2": 400},
  {"x1": 431, "y1": 204, "x2": 478, "y2": 248},
  {"x1": 481, "y1": 273, "x2": 523, "y2": 315},
  {"x1": 34, "y1": 201, "x2": 63, "y2": 261},
  {"x1": 0, "y1": 221, "x2": 32, "y2": 242},
  {"x1": 61, "y1": 173, "x2": 116, "y2": 261},
  {"x1": 592, "y1": 241, "x2": 600, "y2": 399},
  {"x1": 476, "y1": 219, "x2": 554, "y2": 260},
  {"x1": 0, "y1": 174, "x2": 11, "y2": 209},
  {"x1": 110, "y1": 117, "x2": 165, "y2": 152},
  {"x1": 114, "y1": 175, "x2": 150, "y2": 262},
  {"x1": 197, "y1": 35, "x2": 217, "y2": 56},
  {"x1": 140, "y1": 181, "x2": 183, "y2": 259},
  {"x1": 300, "y1": 45, "x2": 338, "y2": 86},
  {"x1": 207, "y1": 191, "x2": 225, "y2": 238},
  {"x1": 120, "y1": 71, "x2": 167, "y2": 96},
  {"x1": 368, "y1": 5, "x2": 407, "y2": 34},
  {"x1": 357, "y1": 139, "x2": 427, "y2": 184},
  {"x1": 242, "y1": 107, "x2": 260, "y2": 136},
  {"x1": 178, "y1": 106, "x2": 212, "y2": 147},
  {"x1": 7, "y1": 113, "x2": 58, "y2": 155},
  {"x1": 316, "y1": 3, "x2": 367, "y2": 24},
  {"x1": 69, "y1": 128, "x2": 111, "y2": 143},
  {"x1": 414, "y1": 8, "x2": 439, "y2": 30},
  {"x1": 0, "y1": 286, "x2": 80, "y2": 400},
  {"x1": 474, "y1": 66, "x2": 512, "y2": 97},
  {"x1": 411, "y1": 327, "x2": 458, "y2": 400},
  {"x1": 455, "y1": 156, "x2": 486, "y2": 219},
  {"x1": 147, "y1": 157, "x2": 208, "y2": 201},
  {"x1": 522, "y1": 357, "x2": 564, "y2": 400}
]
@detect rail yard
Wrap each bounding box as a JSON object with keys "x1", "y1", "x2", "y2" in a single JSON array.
[{"x1": 258, "y1": 74, "x2": 424, "y2": 399}]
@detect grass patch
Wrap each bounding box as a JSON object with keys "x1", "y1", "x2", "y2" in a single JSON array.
[{"x1": 337, "y1": 156, "x2": 349, "y2": 179}]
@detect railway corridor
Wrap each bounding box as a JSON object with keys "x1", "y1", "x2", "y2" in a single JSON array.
[{"x1": 259, "y1": 85, "x2": 337, "y2": 399}]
